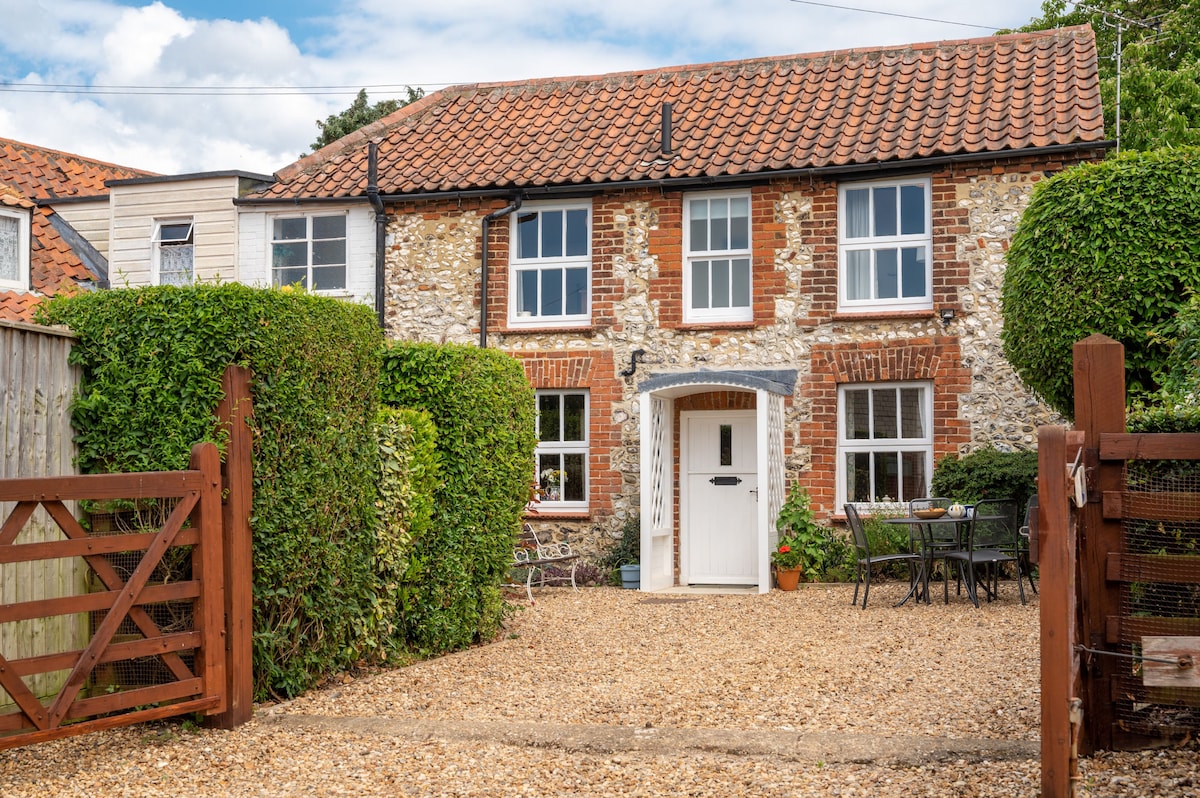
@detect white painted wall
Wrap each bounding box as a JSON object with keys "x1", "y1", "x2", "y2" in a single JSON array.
[
  {"x1": 51, "y1": 199, "x2": 112, "y2": 259},
  {"x1": 237, "y1": 203, "x2": 376, "y2": 307},
  {"x1": 107, "y1": 176, "x2": 242, "y2": 287}
]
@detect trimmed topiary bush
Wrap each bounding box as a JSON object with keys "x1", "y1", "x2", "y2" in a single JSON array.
[
  {"x1": 379, "y1": 341, "x2": 536, "y2": 655},
  {"x1": 1002, "y1": 147, "x2": 1200, "y2": 417}
]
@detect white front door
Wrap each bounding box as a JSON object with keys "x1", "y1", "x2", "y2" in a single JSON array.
[{"x1": 682, "y1": 411, "x2": 758, "y2": 584}]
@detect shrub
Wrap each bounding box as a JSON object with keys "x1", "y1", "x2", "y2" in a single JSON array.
[
  {"x1": 1002, "y1": 147, "x2": 1200, "y2": 417},
  {"x1": 600, "y1": 514, "x2": 641, "y2": 571},
  {"x1": 930, "y1": 447, "x2": 1038, "y2": 509},
  {"x1": 379, "y1": 341, "x2": 536, "y2": 654},
  {"x1": 775, "y1": 485, "x2": 842, "y2": 580},
  {"x1": 372, "y1": 407, "x2": 439, "y2": 657},
  {"x1": 40, "y1": 284, "x2": 383, "y2": 699}
]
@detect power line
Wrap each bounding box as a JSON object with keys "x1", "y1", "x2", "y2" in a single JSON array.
[
  {"x1": 784, "y1": 0, "x2": 1006, "y2": 31},
  {"x1": 0, "y1": 82, "x2": 432, "y2": 97}
]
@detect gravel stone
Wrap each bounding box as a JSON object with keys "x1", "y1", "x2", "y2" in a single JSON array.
[{"x1": 1, "y1": 583, "x2": 1195, "y2": 796}]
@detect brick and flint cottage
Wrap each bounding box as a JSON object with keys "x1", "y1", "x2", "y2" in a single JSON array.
[{"x1": 238, "y1": 26, "x2": 1109, "y2": 592}]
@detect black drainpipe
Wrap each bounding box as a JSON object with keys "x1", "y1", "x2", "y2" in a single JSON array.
[
  {"x1": 367, "y1": 142, "x2": 386, "y2": 329},
  {"x1": 479, "y1": 195, "x2": 523, "y2": 348}
]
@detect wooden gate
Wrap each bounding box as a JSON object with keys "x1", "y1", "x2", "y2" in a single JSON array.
[
  {"x1": 1039, "y1": 335, "x2": 1200, "y2": 797},
  {"x1": 0, "y1": 365, "x2": 254, "y2": 749}
]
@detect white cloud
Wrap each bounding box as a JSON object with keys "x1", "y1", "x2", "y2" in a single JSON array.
[
  {"x1": 100, "y1": 2, "x2": 194, "y2": 80},
  {"x1": 0, "y1": 0, "x2": 1049, "y2": 175}
]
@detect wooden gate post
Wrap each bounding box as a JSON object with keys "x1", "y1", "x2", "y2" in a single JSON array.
[
  {"x1": 1073, "y1": 334, "x2": 1127, "y2": 753},
  {"x1": 1040, "y1": 424, "x2": 1084, "y2": 798},
  {"x1": 207, "y1": 365, "x2": 254, "y2": 729}
]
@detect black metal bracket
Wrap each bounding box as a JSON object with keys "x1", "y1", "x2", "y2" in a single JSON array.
[{"x1": 619, "y1": 349, "x2": 647, "y2": 378}]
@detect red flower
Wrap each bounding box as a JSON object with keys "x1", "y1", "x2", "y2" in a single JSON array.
[{"x1": 778, "y1": 544, "x2": 791, "y2": 553}]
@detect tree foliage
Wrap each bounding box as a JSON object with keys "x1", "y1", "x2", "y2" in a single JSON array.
[
  {"x1": 311, "y1": 87, "x2": 425, "y2": 151},
  {"x1": 1016, "y1": 0, "x2": 1200, "y2": 151},
  {"x1": 1001, "y1": 147, "x2": 1200, "y2": 417}
]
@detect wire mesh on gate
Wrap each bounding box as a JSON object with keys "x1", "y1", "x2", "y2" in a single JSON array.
[
  {"x1": 1116, "y1": 461, "x2": 1200, "y2": 739},
  {"x1": 87, "y1": 499, "x2": 195, "y2": 696}
]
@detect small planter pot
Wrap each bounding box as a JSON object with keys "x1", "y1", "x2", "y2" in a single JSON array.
[
  {"x1": 775, "y1": 566, "x2": 804, "y2": 591},
  {"x1": 619, "y1": 564, "x2": 641, "y2": 589}
]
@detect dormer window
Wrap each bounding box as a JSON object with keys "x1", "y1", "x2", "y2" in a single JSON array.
[{"x1": 0, "y1": 207, "x2": 31, "y2": 292}]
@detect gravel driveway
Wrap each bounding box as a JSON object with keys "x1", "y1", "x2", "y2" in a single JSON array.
[{"x1": 1, "y1": 583, "x2": 1196, "y2": 796}]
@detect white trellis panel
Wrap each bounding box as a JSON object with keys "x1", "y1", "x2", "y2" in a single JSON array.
[{"x1": 639, "y1": 394, "x2": 674, "y2": 591}]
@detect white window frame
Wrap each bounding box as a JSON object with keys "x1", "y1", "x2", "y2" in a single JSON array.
[
  {"x1": 535, "y1": 390, "x2": 589, "y2": 511},
  {"x1": 683, "y1": 191, "x2": 752, "y2": 323},
  {"x1": 838, "y1": 177, "x2": 932, "y2": 312},
  {"x1": 508, "y1": 201, "x2": 591, "y2": 328},
  {"x1": 152, "y1": 218, "x2": 194, "y2": 286},
  {"x1": 0, "y1": 206, "x2": 32, "y2": 292},
  {"x1": 836, "y1": 381, "x2": 933, "y2": 510},
  {"x1": 270, "y1": 212, "x2": 348, "y2": 293}
]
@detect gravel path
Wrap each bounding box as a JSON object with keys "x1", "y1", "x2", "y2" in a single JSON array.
[{"x1": 1, "y1": 583, "x2": 1196, "y2": 796}]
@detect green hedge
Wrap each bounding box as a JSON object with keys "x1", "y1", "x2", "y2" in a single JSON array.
[
  {"x1": 373, "y1": 406, "x2": 439, "y2": 655},
  {"x1": 1002, "y1": 147, "x2": 1200, "y2": 417},
  {"x1": 41, "y1": 284, "x2": 383, "y2": 699},
  {"x1": 379, "y1": 341, "x2": 536, "y2": 654},
  {"x1": 930, "y1": 447, "x2": 1038, "y2": 510}
]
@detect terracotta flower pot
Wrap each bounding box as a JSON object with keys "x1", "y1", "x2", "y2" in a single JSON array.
[{"x1": 775, "y1": 566, "x2": 803, "y2": 591}]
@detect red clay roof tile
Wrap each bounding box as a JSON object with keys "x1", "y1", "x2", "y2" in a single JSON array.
[
  {"x1": 1, "y1": 137, "x2": 152, "y2": 321},
  {"x1": 255, "y1": 26, "x2": 1105, "y2": 202}
]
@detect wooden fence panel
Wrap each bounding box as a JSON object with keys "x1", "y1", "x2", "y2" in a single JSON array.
[{"x1": 0, "y1": 321, "x2": 83, "y2": 713}]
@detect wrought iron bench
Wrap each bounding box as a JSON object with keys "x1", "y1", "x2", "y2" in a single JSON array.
[{"x1": 508, "y1": 524, "x2": 579, "y2": 604}]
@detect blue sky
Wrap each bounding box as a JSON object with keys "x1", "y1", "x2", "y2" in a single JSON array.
[{"x1": 1, "y1": 0, "x2": 1052, "y2": 175}]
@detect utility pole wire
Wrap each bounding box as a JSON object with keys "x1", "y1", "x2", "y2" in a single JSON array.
[{"x1": 784, "y1": 0, "x2": 1005, "y2": 30}]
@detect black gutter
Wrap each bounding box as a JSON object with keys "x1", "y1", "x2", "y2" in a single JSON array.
[
  {"x1": 233, "y1": 140, "x2": 1114, "y2": 208},
  {"x1": 479, "y1": 195, "x2": 523, "y2": 349},
  {"x1": 367, "y1": 142, "x2": 386, "y2": 330}
]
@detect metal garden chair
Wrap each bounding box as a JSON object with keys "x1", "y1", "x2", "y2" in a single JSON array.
[{"x1": 845, "y1": 504, "x2": 922, "y2": 609}]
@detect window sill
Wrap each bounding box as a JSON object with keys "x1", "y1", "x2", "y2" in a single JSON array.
[
  {"x1": 502, "y1": 325, "x2": 595, "y2": 335},
  {"x1": 833, "y1": 309, "x2": 936, "y2": 322},
  {"x1": 525, "y1": 510, "x2": 591, "y2": 520},
  {"x1": 671, "y1": 320, "x2": 758, "y2": 332}
]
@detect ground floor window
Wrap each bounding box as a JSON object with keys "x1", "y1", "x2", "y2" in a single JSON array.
[
  {"x1": 536, "y1": 390, "x2": 588, "y2": 509},
  {"x1": 838, "y1": 382, "x2": 932, "y2": 506}
]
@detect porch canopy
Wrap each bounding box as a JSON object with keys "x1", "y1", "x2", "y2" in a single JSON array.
[{"x1": 637, "y1": 369, "x2": 795, "y2": 593}]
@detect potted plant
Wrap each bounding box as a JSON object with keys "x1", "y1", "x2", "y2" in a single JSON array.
[
  {"x1": 774, "y1": 484, "x2": 834, "y2": 588},
  {"x1": 771, "y1": 535, "x2": 805, "y2": 590},
  {"x1": 601, "y1": 514, "x2": 640, "y2": 588}
]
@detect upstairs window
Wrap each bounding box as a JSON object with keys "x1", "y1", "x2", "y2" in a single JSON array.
[
  {"x1": 510, "y1": 202, "x2": 590, "y2": 326},
  {"x1": 839, "y1": 178, "x2": 931, "y2": 311},
  {"x1": 272, "y1": 213, "x2": 346, "y2": 291},
  {"x1": 154, "y1": 219, "x2": 194, "y2": 286},
  {"x1": 685, "y1": 192, "x2": 752, "y2": 323},
  {"x1": 0, "y1": 207, "x2": 31, "y2": 291},
  {"x1": 535, "y1": 390, "x2": 588, "y2": 509}
]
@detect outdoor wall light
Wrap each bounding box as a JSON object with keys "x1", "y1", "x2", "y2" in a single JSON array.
[{"x1": 939, "y1": 308, "x2": 957, "y2": 328}]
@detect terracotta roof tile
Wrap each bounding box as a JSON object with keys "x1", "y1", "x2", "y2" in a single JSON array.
[
  {"x1": 0, "y1": 137, "x2": 151, "y2": 200},
  {"x1": 254, "y1": 26, "x2": 1105, "y2": 202},
  {"x1": 1, "y1": 138, "x2": 151, "y2": 321}
]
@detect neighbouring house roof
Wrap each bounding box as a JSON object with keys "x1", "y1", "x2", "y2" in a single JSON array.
[
  {"x1": 1, "y1": 137, "x2": 153, "y2": 321},
  {"x1": 250, "y1": 25, "x2": 1106, "y2": 203}
]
